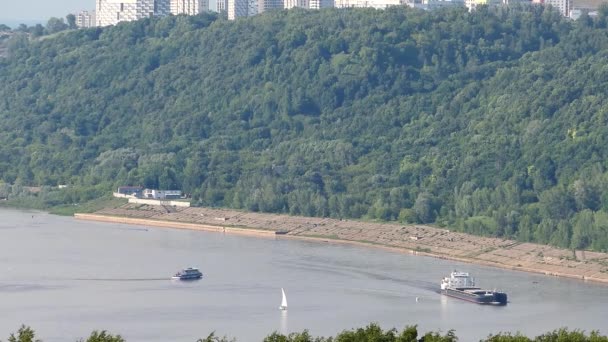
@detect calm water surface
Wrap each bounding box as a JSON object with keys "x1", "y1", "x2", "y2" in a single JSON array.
[{"x1": 1, "y1": 208, "x2": 607, "y2": 341}]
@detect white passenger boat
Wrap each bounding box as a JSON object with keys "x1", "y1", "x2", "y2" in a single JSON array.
[{"x1": 172, "y1": 267, "x2": 203, "y2": 280}]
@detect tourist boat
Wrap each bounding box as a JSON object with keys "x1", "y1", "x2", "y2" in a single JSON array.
[
  {"x1": 279, "y1": 288, "x2": 288, "y2": 310},
  {"x1": 171, "y1": 267, "x2": 203, "y2": 280},
  {"x1": 440, "y1": 271, "x2": 507, "y2": 305}
]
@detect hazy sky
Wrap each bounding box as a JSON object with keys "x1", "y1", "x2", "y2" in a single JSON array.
[{"x1": 0, "y1": 0, "x2": 92, "y2": 24}]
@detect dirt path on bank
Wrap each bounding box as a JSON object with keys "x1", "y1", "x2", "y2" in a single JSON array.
[{"x1": 76, "y1": 204, "x2": 608, "y2": 285}]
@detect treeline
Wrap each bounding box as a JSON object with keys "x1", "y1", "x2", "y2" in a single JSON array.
[
  {"x1": 4, "y1": 324, "x2": 608, "y2": 342},
  {"x1": 0, "y1": 15, "x2": 80, "y2": 59},
  {"x1": 0, "y1": 14, "x2": 79, "y2": 38},
  {"x1": 2, "y1": 6, "x2": 608, "y2": 250}
]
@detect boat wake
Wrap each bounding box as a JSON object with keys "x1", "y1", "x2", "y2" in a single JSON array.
[
  {"x1": 70, "y1": 277, "x2": 169, "y2": 281},
  {"x1": 0, "y1": 283, "x2": 61, "y2": 292},
  {"x1": 279, "y1": 259, "x2": 438, "y2": 292}
]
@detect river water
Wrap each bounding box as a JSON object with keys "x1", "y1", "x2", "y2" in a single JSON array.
[{"x1": 0, "y1": 208, "x2": 607, "y2": 341}]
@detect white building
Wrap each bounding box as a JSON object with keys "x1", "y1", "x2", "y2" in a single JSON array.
[
  {"x1": 228, "y1": 0, "x2": 250, "y2": 19},
  {"x1": 258, "y1": 0, "x2": 284, "y2": 12},
  {"x1": 216, "y1": 0, "x2": 228, "y2": 11},
  {"x1": 309, "y1": 0, "x2": 335, "y2": 7},
  {"x1": 464, "y1": 0, "x2": 502, "y2": 10},
  {"x1": 76, "y1": 10, "x2": 96, "y2": 28},
  {"x1": 464, "y1": 0, "x2": 530, "y2": 10},
  {"x1": 544, "y1": 0, "x2": 569, "y2": 15},
  {"x1": 96, "y1": 0, "x2": 171, "y2": 27},
  {"x1": 569, "y1": 7, "x2": 597, "y2": 19},
  {"x1": 248, "y1": 0, "x2": 259, "y2": 15},
  {"x1": 334, "y1": 0, "x2": 400, "y2": 8},
  {"x1": 170, "y1": 0, "x2": 208, "y2": 14},
  {"x1": 143, "y1": 189, "x2": 182, "y2": 199},
  {"x1": 405, "y1": 0, "x2": 464, "y2": 10},
  {"x1": 231, "y1": 0, "x2": 330, "y2": 15},
  {"x1": 284, "y1": 0, "x2": 309, "y2": 8}
]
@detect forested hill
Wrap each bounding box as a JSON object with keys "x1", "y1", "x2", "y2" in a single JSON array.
[{"x1": 2, "y1": 7, "x2": 608, "y2": 250}]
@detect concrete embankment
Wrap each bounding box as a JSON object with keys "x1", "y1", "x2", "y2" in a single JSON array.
[
  {"x1": 75, "y1": 204, "x2": 608, "y2": 286},
  {"x1": 74, "y1": 213, "x2": 276, "y2": 238}
]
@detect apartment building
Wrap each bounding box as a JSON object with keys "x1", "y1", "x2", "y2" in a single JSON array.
[
  {"x1": 405, "y1": 0, "x2": 465, "y2": 10},
  {"x1": 544, "y1": 0, "x2": 569, "y2": 15},
  {"x1": 170, "y1": 0, "x2": 208, "y2": 14},
  {"x1": 309, "y1": 0, "x2": 335, "y2": 7},
  {"x1": 216, "y1": 0, "x2": 229, "y2": 11},
  {"x1": 96, "y1": 0, "x2": 170, "y2": 26},
  {"x1": 228, "y1": 0, "x2": 250, "y2": 18},
  {"x1": 76, "y1": 10, "x2": 96, "y2": 28},
  {"x1": 334, "y1": 0, "x2": 401, "y2": 8},
  {"x1": 284, "y1": 0, "x2": 309, "y2": 8},
  {"x1": 258, "y1": 0, "x2": 284, "y2": 12},
  {"x1": 464, "y1": 0, "x2": 503, "y2": 10}
]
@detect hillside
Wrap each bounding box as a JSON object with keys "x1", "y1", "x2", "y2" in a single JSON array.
[
  {"x1": 0, "y1": 30, "x2": 12, "y2": 57},
  {"x1": 1, "y1": 7, "x2": 608, "y2": 251}
]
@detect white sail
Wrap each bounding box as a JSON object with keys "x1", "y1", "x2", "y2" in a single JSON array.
[{"x1": 280, "y1": 288, "x2": 288, "y2": 310}]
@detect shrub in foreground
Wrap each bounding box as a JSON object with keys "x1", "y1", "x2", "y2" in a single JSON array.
[{"x1": 4, "y1": 323, "x2": 608, "y2": 342}]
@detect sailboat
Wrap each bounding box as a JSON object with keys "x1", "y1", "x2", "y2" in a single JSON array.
[{"x1": 279, "y1": 288, "x2": 288, "y2": 311}]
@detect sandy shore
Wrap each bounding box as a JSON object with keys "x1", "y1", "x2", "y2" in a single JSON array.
[
  {"x1": 74, "y1": 213, "x2": 276, "y2": 237},
  {"x1": 76, "y1": 204, "x2": 608, "y2": 285}
]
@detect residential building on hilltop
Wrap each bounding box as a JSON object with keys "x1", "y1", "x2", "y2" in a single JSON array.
[
  {"x1": 568, "y1": 0, "x2": 604, "y2": 18},
  {"x1": 248, "y1": 0, "x2": 259, "y2": 15},
  {"x1": 463, "y1": 0, "x2": 532, "y2": 11},
  {"x1": 228, "y1": 0, "x2": 250, "y2": 18},
  {"x1": 170, "y1": 0, "x2": 208, "y2": 14},
  {"x1": 334, "y1": 0, "x2": 401, "y2": 7},
  {"x1": 96, "y1": 0, "x2": 170, "y2": 26},
  {"x1": 464, "y1": 0, "x2": 501, "y2": 10},
  {"x1": 405, "y1": 0, "x2": 465, "y2": 10},
  {"x1": 309, "y1": 0, "x2": 335, "y2": 7},
  {"x1": 544, "y1": 0, "x2": 570, "y2": 15},
  {"x1": 259, "y1": 0, "x2": 284, "y2": 12},
  {"x1": 216, "y1": 0, "x2": 229, "y2": 11},
  {"x1": 532, "y1": 0, "x2": 606, "y2": 18},
  {"x1": 76, "y1": 10, "x2": 96, "y2": 28},
  {"x1": 284, "y1": 0, "x2": 309, "y2": 8}
]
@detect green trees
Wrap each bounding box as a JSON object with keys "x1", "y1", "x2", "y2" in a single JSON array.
[
  {"x1": 261, "y1": 326, "x2": 608, "y2": 342},
  {"x1": 2, "y1": 7, "x2": 608, "y2": 250},
  {"x1": 1, "y1": 326, "x2": 123, "y2": 342},
  {"x1": 45, "y1": 17, "x2": 68, "y2": 34},
  {"x1": 260, "y1": 324, "x2": 456, "y2": 342},
  {"x1": 5, "y1": 326, "x2": 40, "y2": 342},
  {"x1": 1, "y1": 325, "x2": 607, "y2": 341},
  {"x1": 197, "y1": 332, "x2": 235, "y2": 342},
  {"x1": 486, "y1": 328, "x2": 608, "y2": 342},
  {"x1": 78, "y1": 331, "x2": 125, "y2": 342},
  {"x1": 263, "y1": 330, "x2": 324, "y2": 342},
  {"x1": 66, "y1": 14, "x2": 77, "y2": 30}
]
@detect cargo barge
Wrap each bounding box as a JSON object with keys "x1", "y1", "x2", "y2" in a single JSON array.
[{"x1": 440, "y1": 271, "x2": 507, "y2": 305}]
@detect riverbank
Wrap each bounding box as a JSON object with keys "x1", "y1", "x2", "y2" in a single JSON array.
[
  {"x1": 77, "y1": 204, "x2": 608, "y2": 285},
  {"x1": 75, "y1": 213, "x2": 276, "y2": 238}
]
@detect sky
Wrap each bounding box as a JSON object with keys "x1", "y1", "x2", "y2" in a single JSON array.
[{"x1": 0, "y1": 0, "x2": 92, "y2": 26}]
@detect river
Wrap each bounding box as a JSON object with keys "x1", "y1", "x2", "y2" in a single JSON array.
[{"x1": 0, "y1": 208, "x2": 607, "y2": 341}]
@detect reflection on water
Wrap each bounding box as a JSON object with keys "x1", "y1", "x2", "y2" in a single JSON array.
[
  {"x1": 280, "y1": 310, "x2": 288, "y2": 336},
  {"x1": 440, "y1": 294, "x2": 448, "y2": 307},
  {"x1": 0, "y1": 208, "x2": 607, "y2": 342}
]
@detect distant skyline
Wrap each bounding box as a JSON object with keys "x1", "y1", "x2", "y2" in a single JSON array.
[
  {"x1": 0, "y1": 0, "x2": 92, "y2": 25},
  {"x1": 0, "y1": 0, "x2": 219, "y2": 28}
]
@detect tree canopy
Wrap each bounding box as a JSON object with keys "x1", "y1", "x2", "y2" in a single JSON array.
[
  {"x1": 2, "y1": 7, "x2": 608, "y2": 250},
  {"x1": 3, "y1": 324, "x2": 607, "y2": 341}
]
